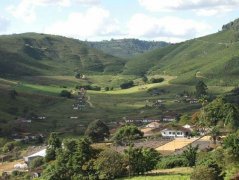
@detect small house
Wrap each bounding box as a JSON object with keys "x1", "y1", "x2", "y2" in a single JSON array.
[
  {"x1": 146, "y1": 122, "x2": 161, "y2": 128},
  {"x1": 161, "y1": 127, "x2": 191, "y2": 138}
]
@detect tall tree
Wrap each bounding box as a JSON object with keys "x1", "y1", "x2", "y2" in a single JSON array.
[
  {"x1": 124, "y1": 146, "x2": 160, "y2": 176},
  {"x1": 45, "y1": 132, "x2": 61, "y2": 162},
  {"x1": 210, "y1": 126, "x2": 220, "y2": 145},
  {"x1": 183, "y1": 144, "x2": 199, "y2": 167},
  {"x1": 94, "y1": 149, "x2": 126, "y2": 179},
  {"x1": 196, "y1": 80, "x2": 207, "y2": 97},
  {"x1": 85, "y1": 119, "x2": 110, "y2": 142},
  {"x1": 112, "y1": 125, "x2": 143, "y2": 145}
]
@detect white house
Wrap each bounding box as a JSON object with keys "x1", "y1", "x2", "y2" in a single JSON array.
[
  {"x1": 146, "y1": 122, "x2": 161, "y2": 128},
  {"x1": 24, "y1": 149, "x2": 46, "y2": 163},
  {"x1": 162, "y1": 116, "x2": 176, "y2": 122},
  {"x1": 161, "y1": 128, "x2": 190, "y2": 138}
]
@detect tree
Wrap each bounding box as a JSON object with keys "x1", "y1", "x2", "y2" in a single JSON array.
[
  {"x1": 9, "y1": 89, "x2": 18, "y2": 99},
  {"x1": 112, "y1": 125, "x2": 143, "y2": 145},
  {"x1": 182, "y1": 144, "x2": 198, "y2": 167},
  {"x1": 29, "y1": 157, "x2": 44, "y2": 169},
  {"x1": 59, "y1": 90, "x2": 71, "y2": 98},
  {"x1": 94, "y1": 149, "x2": 126, "y2": 179},
  {"x1": 196, "y1": 80, "x2": 207, "y2": 97},
  {"x1": 142, "y1": 75, "x2": 148, "y2": 83},
  {"x1": 124, "y1": 146, "x2": 160, "y2": 176},
  {"x1": 120, "y1": 81, "x2": 134, "y2": 89},
  {"x1": 223, "y1": 133, "x2": 239, "y2": 160},
  {"x1": 85, "y1": 119, "x2": 110, "y2": 142},
  {"x1": 45, "y1": 132, "x2": 61, "y2": 162},
  {"x1": 210, "y1": 126, "x2": 220, "y2": 145},
  {"x1": 42, "y1": 137, "x2": 96, "y2": 179},
  {"x1": 191, "y1": 166, "x2": 218, "y2": 180}
]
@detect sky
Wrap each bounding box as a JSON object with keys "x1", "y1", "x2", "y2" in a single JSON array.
[{"x1": 0, "y1": 0, "x2": 239, "y2": 42}]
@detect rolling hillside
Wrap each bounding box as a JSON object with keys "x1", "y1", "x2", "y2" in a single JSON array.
[
  {"x1": 123, "y1": 19, "x2": 239, "y2": 86},
  {"x1": 0, "y1": 33, "x2": 126, "y2": 77},
  {"x1": 86, "y1": 39, "x2": 169, "y2": 58}
]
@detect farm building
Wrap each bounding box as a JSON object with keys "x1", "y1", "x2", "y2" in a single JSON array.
[
  {"x1": 146, "y1": 122, "x2": 161, "y2": 128},
  {"x1": 161, "y1": 127, "x2": 191, "y2": 138},
  {"x1": 162, "y1": 116, "x2": 176, "y2": 122},
  {"x1": 24, "y1": 149, "x2": 46, "y2": 163}
]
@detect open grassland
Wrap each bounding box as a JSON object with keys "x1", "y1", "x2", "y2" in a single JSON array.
[{"x1": 118, "y1": 167, "x2": 192, "y2": 180}]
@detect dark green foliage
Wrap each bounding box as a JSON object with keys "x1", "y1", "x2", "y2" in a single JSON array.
[
  {"x1": 149, "y1": 77, "x2": 164, "y2": 83},
  {"x1": 42, "y1": 137, "x2": 96, "y2": 180},
  {"x1": 195, "y1": 80, "x2": 207, "y2": 97},
  {"x1": 223, "y1": 133, "x2": 239, "y2": 160},
  {"x1": 157, "y1": 155, "x2": 188, "y2": 169},
  {"x1": 210, "y1": 126, "x2": 221, "y2": 144},
  {"x1": 45, "y1": 132, "x2": 61, "y2": 162},
  {"x1": 29, "y1": 157, "x2": 44, "y2": 169},
  {"x1": 124, "y1": 146, "x2": 161, "y2": 175},
  {"x1": 120, "y1": 81, "x2": 134, "y2": 89},
  {"x1": 85, "y1": 119, "x2": 110, "y2": 142},
  {"x1": 59, "y1": 90, "x2": 71, "y2": 98},
  {"x1": 112, "y1": 125, "x2": 143, "y2": 145},
  {"x1": 104, "y1": 87, "x2": 109, "y2": 91},
  {"x1": 182, "y1": 144, "x2": 198, "y2": 167},
  {"x1": 87, "y1": 38, "x2": 169, "y2": 58},
  {"x1": 9, "y1": 89, "x2": 18, "y2": 99},
  {"x1": 203, "y1": 97, "x2": 239, "y2": 128},
  {"x1": 75, "y1": 85, "x2": 101, "y2": 91},
  {"x1": 94, "y1": 149, "x2": 126, "y2": 179},
  {"x1": 190, "y1": 166, "x2": 219, "y2": 180}
]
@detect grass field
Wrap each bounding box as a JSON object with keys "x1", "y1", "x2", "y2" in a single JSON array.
[
  {"x1": 0, "y1": 74, "x2": 234, "y2": 135},
  {"x1": 118, "y1": 167, "x2": 192, "y2": 180}
]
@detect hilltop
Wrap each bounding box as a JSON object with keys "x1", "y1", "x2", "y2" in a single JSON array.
[
  {"x1": 0, "y1": 33, "x2": 126, "y2": 78},
  {"x1": 86, "y1": 39, "x2": 169, "y2": 58},
  {"x1": 123, "y1": 19, "x2": 239, "y2": 86}
]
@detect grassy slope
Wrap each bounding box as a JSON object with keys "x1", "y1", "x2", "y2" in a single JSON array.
[
  {"x1": 0, "y1": 33, "x2": 126, "y2": 77},
  {"x1": 0, "y1": 75, "x2": 233, "y2": 135},
  {"x1": 124, "y1": 29, "x2": 239, "y2": 86}
]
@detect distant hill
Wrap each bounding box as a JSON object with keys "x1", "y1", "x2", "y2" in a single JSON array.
[
  {"x1": 123, "y1": 19, "x2": 239, "y2": 86},
  {"x1": 86, "y1": 39, "x2": 169, "y2": 58},
  {"x1": 0, "y1": 33, "x2": 126, "y2": 77}
]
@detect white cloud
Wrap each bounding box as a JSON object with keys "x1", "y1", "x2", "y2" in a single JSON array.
[
  {"x1": 6, "y1": 0, "x2": 100, "y2": 23},
  {"x1": 138, "y1": 0, "x2": 239, "y2": 16},
  {"x1": 0, "y1": 16, "x2": 10, "y2": 33},
  {"x1": 44, "y1": 7, "x2": 120, "y2": 39},
  {"x1": 127, "y1": 14, "x2": 212, "y2": 42}
]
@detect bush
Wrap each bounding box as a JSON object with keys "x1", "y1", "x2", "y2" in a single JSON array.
[
  {"x1": 29, "y1": 157, "x2": 44, "y2": 169},
  {"x1": 120, "y1": 81, "x2": 134, "y2": 89},
  {"x1": 75, "y1": 85, "x2": 101, "y2": 91},
  {"x1": 59, "y1": 90, "x2": 71, "y2": 98},
  {"x1": 104, "y1": 87, "x2": 109, "y2": 91},
  {"x1": 150, "y1": 78, "x2": 164, "y2": 83},
  {"x1": 157, "y1": 155, "x2": 188, "y2": 169},
  {"x1": 191, "y1": 166, "x2": 218, "y2": 180}
]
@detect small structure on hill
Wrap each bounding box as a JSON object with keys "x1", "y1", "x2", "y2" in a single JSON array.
[
  {"x1": 146, "y1": 122, "x2": 161, "y2": 128},
  {"x1": 161, "y1": 127, "x2": 191, "y2": 138},
  {"x1": 24, "y1": 149, "x2": 46, "y2": 164}
]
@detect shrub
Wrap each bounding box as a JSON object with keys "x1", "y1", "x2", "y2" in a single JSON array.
[
  {"x1": 29, "y1": 157, "x2": 44, "y2": 169},
  {"x1": 157, "y1": 155, "x2": 188, "y2": 169},
  {"x1": 150, "y1": 78, "x2": 164, "y2": 83},
  {"x1": 120, "y1": 81, "x2": 134, "y2": 89},
  {"x1": 59, "y1": 90, "x2": 71, "y2": 98},
  {"x1": 190, "y1": 166, "x2": 218, "y2": 180}
]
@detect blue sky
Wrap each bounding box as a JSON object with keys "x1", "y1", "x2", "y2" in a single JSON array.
[{"x1": 1, "y1": 0, "x2": 239, "y2": 42}]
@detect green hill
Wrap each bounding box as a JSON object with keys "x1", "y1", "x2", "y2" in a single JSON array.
[
  {"x1": 86, "y1": 39, "x2": 169, "y2": 58},
  {"x1": 123, "y1": 19, "x2": 239, "y2": 86},
  {"x1": 0, "y1": 33, "x2": 126, "y2": 77}
]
